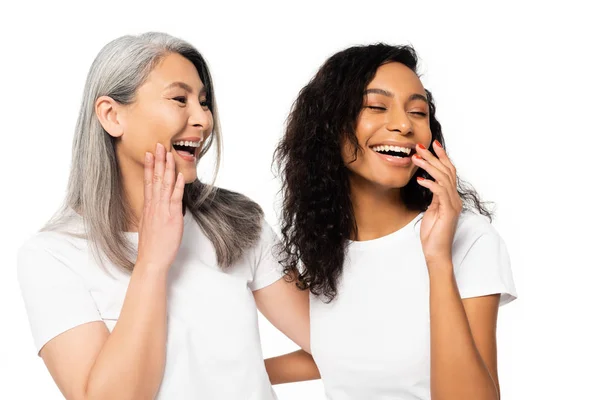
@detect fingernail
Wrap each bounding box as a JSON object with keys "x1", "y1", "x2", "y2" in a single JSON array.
[
  {"x1": 434, "y1": 140, "x2": 442, "y2": 148},
  {"x1": 156, "y1": 143, "x2": 162, "y2": 151},
  {"x1": 145, "y1": 152, "x2": 151, "y2": 162},
  {"x1": 417, "y1": 143, "x2": 426, "y2": 150},
  {"x1": 414, "y1": 154, "x2": 423, "y2": 160},
  {"x1": 417, "y1": 176, "x2": 425, "y2": 181}
]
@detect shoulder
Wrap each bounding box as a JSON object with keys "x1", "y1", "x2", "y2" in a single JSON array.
[
  {"x1": 19, "y1": 230, "x2": 85, "y2": 262},
  {"x1": 454, "y1": 210, "x2": 499, "y2": 243},
  {"x1": 256, "y1": 218, "x2": 280, "y2": 248},
  {"x1": 21, "y1": 208, "x2": 88, "y2": 257},
  {"x1": 452, "y1": 211, "x2": 503, "y2": 260},
  {"x1": 17, "y1": 229, "x2": 89, "y2": 280},
  {"x1": 451, "y1": 212, "x2": 517, "y2": 305}
]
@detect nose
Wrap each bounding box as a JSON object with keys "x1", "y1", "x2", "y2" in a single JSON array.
[
  {"x1": 386, "y1": 108, "x2": 412, "y2": 136},
  {"x1": 188, "y1": 100, "x2": 212, "y2": 130}
]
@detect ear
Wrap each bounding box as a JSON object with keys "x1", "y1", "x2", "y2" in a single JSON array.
[{"x1": 95, "y1": 96, "x2": 124, "y2": 138}]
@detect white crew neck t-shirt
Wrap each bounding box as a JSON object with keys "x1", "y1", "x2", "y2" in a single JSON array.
[
  {"x1": 17, "y1": 210, "x2": 283, "y2": 399},
  {"x1": 310, "y1": 211, "x2": 517, "y2": 400}
]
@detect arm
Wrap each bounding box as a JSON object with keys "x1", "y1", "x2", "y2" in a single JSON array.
[
  {"x1": 428, "y1": 263, "x2": 500, "y2": 399},
  {"x1": 264, "y1": 349, "x2": 321, "y2": 385},
  {"x1": 41, "y1": 265, "x2": 169, "y2": 400},
  {"x1": 413, "y1": 141, "x2": 501, "y2": 399},
  {"x1": 253, "y1": 277, "x2": 320, "y2": 384},
  {"x1": 39, "y1": 145, "x2": 184, "y2": 400}
]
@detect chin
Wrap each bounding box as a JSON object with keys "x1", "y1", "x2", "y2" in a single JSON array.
[
  {"x1": 371, "y1": 171, "x2": 414, "y2": 190},
  {"x1": 184, "y1": 174, "x2": 198, "y2": 184},
  {"x1": 178, "y1": 168, "x2": 197, "y2": 184},
  {"x1": 376, "y1": 179, "x2": 411, "y2": 190}
]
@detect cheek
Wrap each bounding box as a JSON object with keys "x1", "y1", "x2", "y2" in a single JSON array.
[
  {"x1": 355, "y1": 117, "x2": 377, "y2": 141},
  {"x1": 207, "y1": 111, "x2": 215, "y2": 128},
  {"x1": 343, "y1": 120, "x2": 375, "y2": 165},
  {"x1": 127, "y1": 104, "x2": 187, "y2": 148},
  {"x1": 204, "y1": 111, "x2": 215, "y2": 138},
  {"x1": 415, "y1": 121, "x2": 432, "y2": 147},
  {"x1": 341, "y1": 139, "x2": 357, "y2": 165}
]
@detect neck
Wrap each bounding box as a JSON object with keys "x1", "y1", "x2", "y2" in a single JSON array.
[
  {"x1": 349, "y1": 174, "x2": 420, "y2": 241},
  {"x1": 118, "y1": 155, "x2": 145, "y2": 233}
]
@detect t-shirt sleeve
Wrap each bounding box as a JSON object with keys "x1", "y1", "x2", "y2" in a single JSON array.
[
  {"x1": 248, "y1": 220, "x2": 286, "y2": 291},
  {"x1": 454, "y1": 231, "x2": 517, "y2": 306},
  {"x1": 17, "y1": 238, "x2": 102, "y2": 354}
]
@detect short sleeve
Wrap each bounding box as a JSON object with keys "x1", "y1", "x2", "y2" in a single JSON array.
[
  {"x1": 248, "y1": 221, "x2": 285, "y2": 291},
  {"x1": 454, "y1": 232, "x2": 517, "y2": 306},
  {"x1": 17, "y1": 239, "x2": 102, "y2": 354}
]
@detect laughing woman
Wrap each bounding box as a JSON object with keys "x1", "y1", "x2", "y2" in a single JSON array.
[
  {"x1": 269, "y1": 44, "x2": 517, "y2": 399},
  {"x1": 17, "y1": 33, "x2": 309, "y2": 399}
]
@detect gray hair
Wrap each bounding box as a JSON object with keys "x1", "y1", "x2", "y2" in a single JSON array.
[{"x1": 44, "y1": 32, "x2": 263, "y2": 270}]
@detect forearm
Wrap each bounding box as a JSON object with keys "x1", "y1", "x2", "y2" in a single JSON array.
[
  {"x1": 428, "y1": 261, "x2": 498, "y2": 400},
  {"x1": 265, "y1": 350, "x2": 321, "y2": 385},
  {"x1": 85, "y1": 264, "x2": 168, "y2": 400}
]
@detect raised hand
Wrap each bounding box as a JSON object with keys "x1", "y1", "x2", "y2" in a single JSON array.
[
  {"x1": 412, "y1": 140, "x2": 463, "y2": 266},
  {"x1": 136, "y1": 142, "x2": 185, "y2": 271}
]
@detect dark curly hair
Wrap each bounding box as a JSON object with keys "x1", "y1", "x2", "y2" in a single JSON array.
[{"x1": 274, "y1": 43, "x2": 492, "y2": 302}]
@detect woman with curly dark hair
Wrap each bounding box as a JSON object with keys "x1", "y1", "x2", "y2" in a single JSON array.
[{"x1": 266, "y1": 44, "x2": 517, "y2": 399}]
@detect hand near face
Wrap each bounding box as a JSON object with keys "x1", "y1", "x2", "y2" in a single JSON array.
[
  {"x1": 136, "y1": 143, "x2": 185, "y2": 271},
  {"x1": 412, "y1": 141, "x2": 463, "y2": 266}
]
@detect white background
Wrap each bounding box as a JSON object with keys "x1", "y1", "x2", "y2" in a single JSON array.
[{"x1": 1, "y1": 1, "x2": 598, "y2": 399}]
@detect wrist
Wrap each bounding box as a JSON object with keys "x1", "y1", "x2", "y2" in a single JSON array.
[
  {"x1": 134, "y1": 261, "x2": 170, "y2": 280},
  {"x1": 425, "y1": 257, "x2": 454, "y2": 275},
  {"x1": 424, "y1": 252, "x2": 452, "y2": 265}
]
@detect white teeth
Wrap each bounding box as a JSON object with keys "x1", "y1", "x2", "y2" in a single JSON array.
[
  {"x1": 372, "y1": 145, "x2": 411, "y2": 155},
  {"x1": 173, "y1": 140, "x2": 201, "y2": 147}
]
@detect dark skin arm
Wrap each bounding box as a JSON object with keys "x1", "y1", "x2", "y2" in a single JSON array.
[{"x1": 265, "y1": 350, "x2": 321, "y2": 385}]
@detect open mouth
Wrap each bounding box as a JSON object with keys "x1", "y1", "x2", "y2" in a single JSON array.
[
  {"x1": 172, "y1": 139, "x2": 202, "y2": 159},
  {"x1": 370, "y1": 145, "x2": 415, "y2": 159}
]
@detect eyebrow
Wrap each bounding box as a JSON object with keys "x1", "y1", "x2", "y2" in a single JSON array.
[
  {"x1": 364, "y1": 88, "x2": 428, "y2": 103},
  {"x1": 165, "y1": 81, "x2": 206, "y2": 95}
]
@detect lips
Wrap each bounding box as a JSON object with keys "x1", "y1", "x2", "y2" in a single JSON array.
[
  {"x1": 367, "y1": 140, "x2": 417, "y2": 167},
  {"x1": 369, "y1": 141, "x2": 417, "y2": 159},
  {"x1": 371, "y1": 149, "x2": 414, "y2": 167},
  {"x1": 171, "y1": 136, "x2": 203, "y2": 161}
]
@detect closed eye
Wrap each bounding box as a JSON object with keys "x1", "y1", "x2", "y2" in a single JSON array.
[
  {"x1": 366, "y1": 106, "x2": 387, "y2": 111},
  {"x1": 410, "y1": 111, "x2": 427, "y2": 117}
]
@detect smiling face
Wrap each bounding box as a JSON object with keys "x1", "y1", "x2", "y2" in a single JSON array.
[
  {"x1": 115, "y1": 52, "x2": 213, "y2": 183},
  {"x1": 343, "y1": 62, "x2": 432, "y2": 190}
]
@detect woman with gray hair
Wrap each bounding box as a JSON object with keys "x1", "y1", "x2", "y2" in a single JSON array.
[{"x1": 17, "y1": 32, "x2": 309, "y2": 399}]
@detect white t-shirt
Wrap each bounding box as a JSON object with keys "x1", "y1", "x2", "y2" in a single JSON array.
[
  {"x1": 17, "y1": 210, "x2": 283, "y2": 399},
  {"x1": 310, "y1": 211, "x2": 517, "y2": 400}
]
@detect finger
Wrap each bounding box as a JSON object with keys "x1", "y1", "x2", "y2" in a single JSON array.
[
  {"x1": 415, "y1": 143, "x2": 452, "y2": 181},
  {"x1": 429, "y1": 191, "x2": 440, "y2": 209},
  {"x1": 170, "y1": 172, "x2": 185, "y2": 214},
  {"x1": 417, "y1": 177, "x2": 453, "y2": 202},
  {"x1": 161, "y1": 151, "x2": 176, "y2": 203},
  {"x1": 418, "y1": 177, "x2": 462, "y2": 211},
  {"x1": 412, "y1": 154, "x2": 453, "y2": 187},
  {"x1": 432, "y1": 140, "x2": 457, "y2": 182},
  {"x1": 152, "y1": 143, "x2": 166, "y2": 203},
  {"x1": 143, "y1": 152, "x2": 154, "y2": 211}
]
